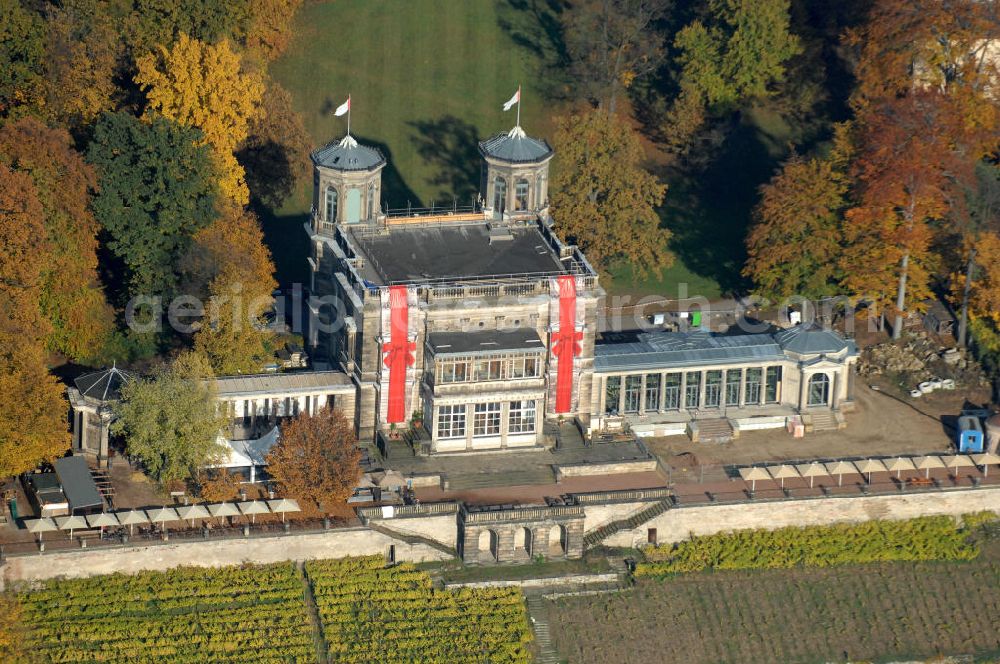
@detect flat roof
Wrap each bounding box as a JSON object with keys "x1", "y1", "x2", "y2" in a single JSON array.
[
  {"x1": 53, "y1": 456, "x2": 104, "y2": 512},
  {"x1": 348, "y1": 222, "x2": 567, "y2": 285},
  {"x1": 595, "y1": 330, "x2": 785, "y2": 372},
  {"x1": 213, "y1": 371, "x2": 354, "y2": 398},
  {"x1": 428, "y1": 329, "x2": 545, "y2": 356}
]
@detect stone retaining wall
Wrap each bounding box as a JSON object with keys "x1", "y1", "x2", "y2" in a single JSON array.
[
  {"x1": 1, "y1": 526, "x2": 450, "y2": 589},
  {"x1": 601, "y1": 486, "x2": 1000, "y2": 549}
]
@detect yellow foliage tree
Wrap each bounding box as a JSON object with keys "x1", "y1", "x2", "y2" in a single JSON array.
[
  {"x1": 135, "y1": 34, "x2": 265, "y2": 205},
  {"x1": 953, "y1": 231, "x2": 1000, "y2": 325},
  {"x1": 194, "y1": 266, "x2": 275, "y2": 376}
]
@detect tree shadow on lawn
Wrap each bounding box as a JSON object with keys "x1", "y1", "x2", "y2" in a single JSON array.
[
  {"x1": 664, "y1": 114, "x2": 784, "y2": 295},
  {"x1": 408, "y1": 115, "x2": 482, "y2": 206},
  {"x1": 494, "y1": 0, "x2": 571, "y2": 100}
]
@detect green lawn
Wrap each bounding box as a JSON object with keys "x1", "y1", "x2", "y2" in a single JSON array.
[{"x1": 270, "y1": 0, "x2": 558, "y2": 210}]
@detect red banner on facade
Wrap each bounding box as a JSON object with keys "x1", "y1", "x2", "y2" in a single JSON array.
[
  {"x1": 383, "y1": 286, "x2": 414, "y2": 423},
  {"x1": 552, "y1": 276, "x2": 582, "y2": 413}
]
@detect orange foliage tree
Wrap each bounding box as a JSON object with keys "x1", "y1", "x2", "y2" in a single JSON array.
[
  {"x1": 0, "y1": 165, "x2": 70, "y2": 477},
  {"x1": 266, "y1": 409, "x2": 362, "y2": 517},
  {"x1": 198, "y1": 469, "x2": 244, "y2": 502},
  {"x1": 0, "y1": 117, "x2": 114, "y2": 361},
  {"x1": 841, "y1": 92, "x2": 973, "y2": 337}
]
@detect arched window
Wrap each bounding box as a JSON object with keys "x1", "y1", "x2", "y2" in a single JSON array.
[
  {"x1": 808, "y1": 373, "x2": 830, "y2": 406},
  {"x1": 493, "y1": 177, "x2": 507, "y2": 213},
  {"x1": 514, "y1": 178, "x2": 529, "y2": 211},
  {"x1": 325, "y1": 187, "x2": 338, "y2": 222},
  {"x1": 367, "y1": 182, "x2": 377, "y2": 220}
]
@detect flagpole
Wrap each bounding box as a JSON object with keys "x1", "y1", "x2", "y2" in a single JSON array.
[
  {"x1": 347, "y1": 94, "x2": 351, "y2": 136},
  {"x1": 516, "y1": 85, "x2": 521, "y2": 128}
]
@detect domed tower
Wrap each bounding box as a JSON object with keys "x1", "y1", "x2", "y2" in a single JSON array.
[
  {"x1": 478, "y1": 125, "x2": 554, "y2": 219},
  {"x1": 310, "y1": 134, "x2": 386, "y2": 233}
]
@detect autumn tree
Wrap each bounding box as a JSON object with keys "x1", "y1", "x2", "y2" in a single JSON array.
[
  {"x1": 841, "y1": 93, "x2": 970, "y2": 337},
  {"x1": 112, "y1": 351, "x2": 227, "y2": 483},
  {"x1": 550, "y1": 109, "x2": 671, "y2": 275},
  {"x1": 0, "y1": 166, "x2": 70, "y2": 478},
  {"x1": 266, "y1": 409, "x2": 361, "y2": 517},
  {"x1": 88, "y1": 111, "x2": 219, "y2": 302},
  {"x1": 244, "y1": 0, "x2": 303, "y2": 62},
  {"x1": 561, "y1": 0, "x2": 669, "y2": 113},
  {"x1": 664, "y1": 0, "x2": 800, "y2": 150},
  {"x1": 0, "y1": 118, "x2": 114, "y2": 361},
  {"x1": 847, "y1": 0, "x2": 1000, "y2": 108},
  {"x1": 125, "y1": 0, "x2": 250, "y2": 56},
  {"x1": 181, "y1": 206, "x2": 277, "y2": 300},
  {"x1": 238, "y1": 82, "x2": 311, "y2": 208},
  {"x1": 744, "y1": 151, "x2": 848, "y2": 302},
  {"x1": 198, "y1": 468, "x2": 243, "y2": 502},
  {"x1": 42, "y1": 0, "x2": 122, "y2": 129},
  {"x1": 0, "y1": 0, "x2": 47, "y2": 119},
  {"x1": 135, "y1": 34, "x2": 265, "y2": 205},
  {"x1": 194, "y1": 264, "x2": 276, "y2": 375}
]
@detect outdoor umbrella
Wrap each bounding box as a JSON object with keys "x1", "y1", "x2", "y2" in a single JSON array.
[
  {"x1": 86, "y1": 512, "x2": 119, "y2": 537},
  {"x1": 824, "y1": 461, "x2": 857, "y2": 487},
  {"x1": 855, "y1": 458, "x2": 887, "y2": 485},
  {"x1": 176, "y1": 504, "x2": 210, "y2": 527},
  {"x1": 357, "y1": 474, "x2": 377, "y2": 489},
  {"x1": 766, "y1": 464, "x2": 800, "y2": 489},
  {"x1": 914, "y1": 455, "x2": 946, "y2": 479},
  {"x1": 738, "y1": 467, "x2": 771, "y2": 492},
  {"x1": 146, "y1": 507, "x2": 180, "y2": 534},
  {"x1": 25, "y1": 517, "x2": 57, "y2": 543},
  {"x1": 207, "y1": 502, "x2": 240, "y2": 524},
  {"x1": 267, "y1": 498, "x2": 301, "y2": 523},
  {"x1": 884, "y1": 456, "x2": 917, "y2": 479},
  {"x1": 942, "y1": 454, "x2": 976, "y2": 479},
  {"x1": 238, "y1": 500, "x2": 270, "y2": 524},
  {"x1": 795, "y1": 462, "x2": 828, "y2": 488},
  {"x1": 55, "y1": 514, "x2": 87, "y2": 539},
  {"x1": 116, "y1": 509, "x2": 149, "y2": 536},
  {"x1": 971, "y1": 452, "x2": 1000, "y2": 478}
]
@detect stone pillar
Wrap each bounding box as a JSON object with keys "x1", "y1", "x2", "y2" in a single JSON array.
[{"x1": 799, "y1": 372, "x2": 809, "y2": 410}]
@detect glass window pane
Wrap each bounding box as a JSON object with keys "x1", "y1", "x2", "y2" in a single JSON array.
[
  {"x1": 745, "y1": 368, "x2": 762, "y2": 405},
  {"x1": 624, "y1": 375, "x2": 642, "y2": 413},
  {"x1": 663, "y1": 373, "x2": 681, "y2": 410},
  {"x1": 605, "y1": 376, "x2": 621, "y2": 414},
  {"x1": 765, "y1": 366, "x2": 782, "y2": 403},
  {"x1": 725, "y1": 369, "x2": 741, "y2": 406},
  {"x1": 705, "y1": 371, "x2": 722, "y2": 408},
  {"x1": 684, "y1": 372, "x2": 701, "y2": 409},
  {"x1": 509, "y1": 400, "x2": 536, "y2": 433},
  {"x1": 644, "y1": 374, "x2": 661, "y2": 412}
]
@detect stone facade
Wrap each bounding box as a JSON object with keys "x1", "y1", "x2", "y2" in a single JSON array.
[{"x1": 457, "y1": 503, "x2": 585, "y2": 564}]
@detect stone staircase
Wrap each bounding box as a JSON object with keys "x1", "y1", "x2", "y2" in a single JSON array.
[
  {"x1": 366, "y1": 522, "x2": 457, "y2": 558},
  {"x1": 691, "y1": 417, "x2": 734, "y2": 444},
  {"x1": 582, "y1": 499, "x2": 671, "y2": 548},
  {"x1": 808, "y1": 410, "x2": 842, "y2": 433},
  {"x1": 445, "y1": 466, "x2": 555, "y2": 491},
  {"x1": 526, "y1": 594, "x2": 561, "y2": 664}
]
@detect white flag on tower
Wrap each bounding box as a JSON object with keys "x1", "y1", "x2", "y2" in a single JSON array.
[
  {"x1": 334, "y1": 96, "x2": 351, "y2": 117},
  {"x1": 502, "y1": 87, "x2": 521, "y2": 112}
]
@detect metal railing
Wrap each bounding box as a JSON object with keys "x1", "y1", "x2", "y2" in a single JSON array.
[
  {"x1": 460, "y1": 503, "x2": 584, "y2": 524},
  {"x1": 356, "y1": 502, "x2": 459, "y2": 520},
  {"x1": 570, "y1": 487, "x2": 672, "y2": 504}
]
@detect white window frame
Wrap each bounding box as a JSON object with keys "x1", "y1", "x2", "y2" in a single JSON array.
[
  {"x1": 508, "y1": 400, "x2": 536, "y2": 434},
  {"x1": 473, "y1": 402, "x2": 501, "y2": 437},
  {"x1": 437, "y1": 405, "x2": 466, "y2": 439}
]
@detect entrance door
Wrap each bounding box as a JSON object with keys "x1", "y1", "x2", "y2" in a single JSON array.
[{"x1": 647, "y1": 528, "x2": 657, "y2": 546}]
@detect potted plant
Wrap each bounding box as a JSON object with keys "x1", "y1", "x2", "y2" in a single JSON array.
[
  {"x1": 411, "y1": 409, "x2": 424, "y2": 430},
  {"x1": 389, "y1": 422, "x2": 400, "y2": 440}
]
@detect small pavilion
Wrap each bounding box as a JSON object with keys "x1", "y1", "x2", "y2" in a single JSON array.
[{"x1": 67, "y1": 365, "x2": 135, "y2": 468}]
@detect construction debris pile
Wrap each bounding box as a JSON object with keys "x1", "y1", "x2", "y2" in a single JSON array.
[{"x1": 859, "y1": 332, "x2": 989, "y2": 393}]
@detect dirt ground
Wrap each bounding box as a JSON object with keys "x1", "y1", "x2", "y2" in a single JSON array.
[{"x1": 647, "y1": 382, "x2": 990, "y2": 467}]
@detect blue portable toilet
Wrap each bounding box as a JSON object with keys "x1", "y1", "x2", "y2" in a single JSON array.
[{"x1": 958, "y1": 415, "x2": 984, "y2": 453}]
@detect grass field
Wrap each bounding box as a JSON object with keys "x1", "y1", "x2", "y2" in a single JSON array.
[
  {"x1": 17, "y1": 557, "x2": 533, "y2": 663},
  {"x1": 265, "y1": 1, "x2": 782, "y2": 298},
  {"x1": 544, "y1": 539, "x2": 1000, "y2": 663},
  {"x1": 271, "y1": 0, "x2": 557, "y2": 210}
]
